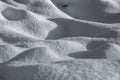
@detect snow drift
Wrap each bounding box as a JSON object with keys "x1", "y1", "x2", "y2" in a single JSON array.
[{"x1": 0, "y1": 0, "x2": 120, "y2": 80}]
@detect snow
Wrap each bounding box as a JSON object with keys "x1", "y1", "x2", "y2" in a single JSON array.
[{"x1": 0, "y1": 0, "x2": 120, "y2": 80}]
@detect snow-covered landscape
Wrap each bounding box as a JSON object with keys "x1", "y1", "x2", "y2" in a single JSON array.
[{"x1": 0, "y1": 0, "x2": 120, "y2": 80}]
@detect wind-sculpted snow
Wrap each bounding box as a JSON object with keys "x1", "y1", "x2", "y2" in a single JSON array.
[{"x1": 0, "y1": 0, "x2": 120, "y2": 80}]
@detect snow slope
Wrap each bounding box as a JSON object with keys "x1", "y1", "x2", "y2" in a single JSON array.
[{"x1": 0, "y1": 0, "x2": 120, "y2": 80}]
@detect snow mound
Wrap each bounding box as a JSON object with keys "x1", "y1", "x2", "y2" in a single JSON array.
[
  {"x1": 0, "y1": 0, "x2": 120, "y2": 80},
  {"x1": 0, "y1": 45, "x2": 24, "y2": 63},
  {"x1": 8, "y1": 47, "x2": 62, "y2": 63},
  {"x1": 0, "y1": 59, "x2": 120, "y2": 80}
]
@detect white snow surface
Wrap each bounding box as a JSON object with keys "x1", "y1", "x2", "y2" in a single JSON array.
[{"x1": 0, "y1": 0, "x2": 120, "y2": 80}]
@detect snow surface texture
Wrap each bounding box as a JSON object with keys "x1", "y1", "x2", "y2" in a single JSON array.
[{"x1": 0, "y1": 0, "x2": 120, "y2": 80}]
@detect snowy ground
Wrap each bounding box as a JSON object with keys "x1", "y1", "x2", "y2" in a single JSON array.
[{"x1": 0, "y1": 0, "x2": 120, "y2": 80}]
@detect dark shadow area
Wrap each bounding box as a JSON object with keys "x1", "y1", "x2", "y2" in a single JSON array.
[
  {"x1": 48, "y1": 18, "x2": 120, "y2": 40},
  {"x1": 51, "y1": 0, "x2": 120, "y2": 23},
  {"x1": 1, "y1": 7, "x2": 26, "y2": 21},
  {"x1": 46, "y1": 25, "x2": 67, "y2": 40},
  {"x1": 1, "y1": 0, "x2": 8, "y2": 3},
  {"x1": 68, "y1": 42, "x2": 120, "y2": 59},
  {"x1": 68, "y1": 42, "x2": 108, "y2": 59},
  {"x1": 96, "y1": 29, "x2": 120, "y2": 38},
  {"x1": 86, "y1": 40, "x2": 108, "y2": 50},
  {"x1": 13, "y1": 0, "x2": 28, "y2": 4},
  {"x1": 101, "y1": 13, "x2": 120, "y2": 23},
  {"x1": 68, "y1": 42, "x2": 110, "y2": 59},
  {"x1": 49, "y1": 18, "x2": 110, "y2": 39},
  {"x1": 68, "y1": 50, "x2": 106, "y2": 59},
  {"x1": 0, "y1": 76, "x2": 3, "y2": 80}
]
